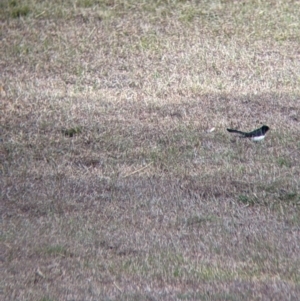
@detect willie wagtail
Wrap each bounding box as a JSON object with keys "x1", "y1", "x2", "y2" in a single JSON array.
[{"x1": 227, "y1": 125, "x2": 269, "y2": 141}]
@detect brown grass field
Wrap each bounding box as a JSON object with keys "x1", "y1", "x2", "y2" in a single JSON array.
[{"x1": 1, "y1": 0, "x2": 300, "y2": 300}]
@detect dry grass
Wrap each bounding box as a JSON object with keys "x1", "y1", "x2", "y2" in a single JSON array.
[{"x1": 1, "y1": 0, "x2": 300, "y2": 300}]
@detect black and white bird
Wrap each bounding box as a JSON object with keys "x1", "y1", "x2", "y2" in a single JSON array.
[{"x1": 227, "y1": 125, "x2": 269, "y2": 141}]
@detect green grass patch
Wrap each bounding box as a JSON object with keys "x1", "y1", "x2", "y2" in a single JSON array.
[{"x1": 39, "y1": 245, "x2": 70, "y2": 257}]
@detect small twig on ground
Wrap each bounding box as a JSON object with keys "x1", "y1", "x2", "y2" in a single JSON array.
[{"x1": 123, "y1": 162, "x2": 153, "y2": 178}]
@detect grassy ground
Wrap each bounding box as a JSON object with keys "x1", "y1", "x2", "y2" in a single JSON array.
[{"x1": 1, "y1": 0, "x2": 300, "y2": 300}]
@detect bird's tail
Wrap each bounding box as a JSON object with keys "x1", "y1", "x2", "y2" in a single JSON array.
[{"x1": 227, "y1": 129, "x2": 246, "y2": 135}]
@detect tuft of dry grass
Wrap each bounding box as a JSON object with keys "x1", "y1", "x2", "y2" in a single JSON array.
[{"x1": 1, "y1": 0, "x2": 300, "y2": 300}]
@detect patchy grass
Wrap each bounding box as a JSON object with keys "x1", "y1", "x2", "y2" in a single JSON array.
[{"x1": 1, "y1": 0, "x2": 300, "y2": 300}]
